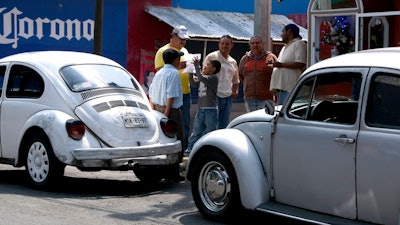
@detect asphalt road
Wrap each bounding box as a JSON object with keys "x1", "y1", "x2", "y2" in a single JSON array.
[
  {"x1": 0, "y1": 164, "x2": 309, "y2": 225},
  {"x1": 0, "y1": 164, "x2": 213, "y2": 225}
]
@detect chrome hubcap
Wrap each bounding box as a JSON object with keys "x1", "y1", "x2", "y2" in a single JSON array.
[
  {"x1": 27, "y1": 142, "x2": 49, "y2": 183},
  {"x1": 198, "y1": 161, "x2": 231, "y2": 212}
]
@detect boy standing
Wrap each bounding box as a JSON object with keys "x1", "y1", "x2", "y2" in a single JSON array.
[
  {"x1": 149, "y1": 48, "x2": 185, "y2": 181},
  {"x1": 184, "y1": 58, "x2": 220, "y2": 156}
]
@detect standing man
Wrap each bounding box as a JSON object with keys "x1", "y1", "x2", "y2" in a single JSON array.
[
  {"x1": 239, "y1": 36, "x2": 275, "y2": 112},
  {"x1": 154, "y1": 25, "x2": 191, "y2": 151},
  {"x1": 203, "y1": 35, "x2": 240, "y2": 129},
  {"x1": 149, "y1": 48, "x2": 185, "y2": 181},
  {"x1": 270, "y1": 23, "x2": 307, "y2": 105}
]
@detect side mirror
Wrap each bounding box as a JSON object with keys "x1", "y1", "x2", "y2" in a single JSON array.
[{"x1": 264, "y1": 100, "x2": 275, "y2": 115}]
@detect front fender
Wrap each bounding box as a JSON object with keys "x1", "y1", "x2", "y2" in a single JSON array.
[
  {"x1": 18, "y1": 110, "x2": 101, "y2": 165},
  {"x1": 187, "y1": 128, "x2": 270, "y2": 210}
]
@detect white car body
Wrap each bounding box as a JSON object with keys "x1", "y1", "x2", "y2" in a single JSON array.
[
  {"x1": 0, "y1": 51, "x2": 181, "y2": 187},
  {"x1": 187, "y1": 47, "x2": 400, "y2": 225}
]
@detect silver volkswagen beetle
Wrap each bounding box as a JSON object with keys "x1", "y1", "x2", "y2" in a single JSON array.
[
  {"x1": 0, "y1": 51, "x2": 182, "y2": 188},
  {"x1": 186, "y1": 47, "x2": 400, "y2": 225}
]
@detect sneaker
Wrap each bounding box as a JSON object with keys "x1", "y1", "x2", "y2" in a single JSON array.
[{"x1": 183, "y1": 149, "x2": 191, "y2": 157}]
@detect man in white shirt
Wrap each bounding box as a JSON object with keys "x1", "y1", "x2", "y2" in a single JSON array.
[
  {"x1": 270, "y1": 23, "x2": 307, "y2": 105},
  {"x1": 203, "y1": 35, "x2": 240, "y2": 129}
]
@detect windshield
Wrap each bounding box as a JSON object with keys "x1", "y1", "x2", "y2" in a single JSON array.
[{"x1": 60, "y1": 64, "x2": 137, "y2": 92}]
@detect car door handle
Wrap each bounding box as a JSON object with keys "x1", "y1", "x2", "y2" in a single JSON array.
[{"x1": 334, "y1": 137, "x2": 355, "y2": 144}]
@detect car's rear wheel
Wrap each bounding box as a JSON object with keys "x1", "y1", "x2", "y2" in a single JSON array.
[
  {"x1": 191, "y1": 151, "x2": 241, "y2": 222},
  {"x1": 24, "y1": 133, "x2": 65, "y2": 189}
]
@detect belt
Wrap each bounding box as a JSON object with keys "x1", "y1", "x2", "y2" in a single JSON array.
[
  {"x1": 154, "y1": 104, "x2": 166, "y2": 113},
  {"x1": 271, "y1": 89, "x2": 286, "y2": 94}
]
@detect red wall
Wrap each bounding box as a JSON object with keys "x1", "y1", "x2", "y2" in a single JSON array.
[
  {"x1": 362, "y1": 0, "x2": 400, "y2": 47},
  {"x1": 363, "y1": 0, "x2": 395, "y2": 12},
  {"x1": 396, "y1": 1, "x2": 400, "y2": 46},
  {"x1": 127, "y1": 0, "x2": 172, "y2": 80}
]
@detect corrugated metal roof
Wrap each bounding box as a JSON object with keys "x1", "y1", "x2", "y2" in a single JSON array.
[{"x1": 145, "y1": 5, "x2": 308, "y2": 42}]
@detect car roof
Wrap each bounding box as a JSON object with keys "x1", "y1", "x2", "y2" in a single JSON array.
[
  {"x1": 305, "y1": 47, "x2": 400, "y2": 74},
  {"x1": 0, "y1": 51, "x2": 122, "y2": 69}
]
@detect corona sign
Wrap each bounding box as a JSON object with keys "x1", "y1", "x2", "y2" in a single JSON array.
[{"x1": 0, "y1": 7, "x2": 94, "y2": 49}]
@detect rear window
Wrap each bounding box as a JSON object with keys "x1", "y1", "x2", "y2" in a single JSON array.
[
  {"x1": 60, "y1": 64, "x2": 138, "y2": 92},
  {"x1": 6, "y1": 65, "x2": 44, "y2": 98}
]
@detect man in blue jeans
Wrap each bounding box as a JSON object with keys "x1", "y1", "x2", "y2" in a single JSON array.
[{"x1": 203, "y1": 35, "x2": 239, "y2": 129}]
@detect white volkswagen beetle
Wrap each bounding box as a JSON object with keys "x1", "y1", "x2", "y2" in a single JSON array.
[
  {"x1": 0, "y1": 51, "x2": 182, "y2": 188},
  {"x1": 186, "y1": 47, "x2": 400, "y2": 225}
]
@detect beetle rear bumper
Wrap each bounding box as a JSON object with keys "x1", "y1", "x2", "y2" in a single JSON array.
[{"x1": 71, "y1": 141, "x2": 182, "y2": 167}]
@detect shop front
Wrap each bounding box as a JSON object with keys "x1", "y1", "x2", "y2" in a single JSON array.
[{"x1": 307, "y1": 0, "x2": 400, "y2": 66}]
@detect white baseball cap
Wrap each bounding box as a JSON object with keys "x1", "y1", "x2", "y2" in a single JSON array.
[{"x1": 172, "y1": 25, "x2": 189, "y2": 39}]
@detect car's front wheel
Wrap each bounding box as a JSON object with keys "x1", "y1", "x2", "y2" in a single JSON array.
[
  {"x1": 23, "y1": 133, "x2": 65, "y2": 189},
  {"x1": 191, "y1": 151, "x2": 241, "y2": 222}
]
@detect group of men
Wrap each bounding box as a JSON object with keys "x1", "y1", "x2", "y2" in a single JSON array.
[
  {"x1": 148, "y1": 23, "x2": 307, "y2": 181},
  {"x1": 239, "y1": 23, "x2": 307, "y2": 110}
]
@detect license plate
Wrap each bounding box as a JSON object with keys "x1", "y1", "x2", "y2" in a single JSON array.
[{"x1": 121, "y1": 112, "x2": 148, "y2": 128}]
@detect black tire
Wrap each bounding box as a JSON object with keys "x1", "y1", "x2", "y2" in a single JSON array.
[
  {"x1": 191, "y1": 151, "x2": 241, "y2": 222},
  {"x1": 134, "y1": 163, "x2": 181, "y2": 183},
  {"x1": 23, "y1": 133, "x2": 65, "y2": 189},
  {"x1": 134, "y1": 166, "x2": 165, "y2": 183}
]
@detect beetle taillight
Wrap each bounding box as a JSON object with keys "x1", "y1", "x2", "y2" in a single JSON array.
[
  {"x1": 66, "y1": 119, "x2": 85, "y2": 140},
  {"x1": 160, "y1": 118, "x2": 178, "y2": 138}
]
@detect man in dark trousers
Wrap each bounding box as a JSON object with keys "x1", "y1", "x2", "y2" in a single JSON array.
[{"x1": 149, "y1": 48, "x2": 185, "y2": 181}]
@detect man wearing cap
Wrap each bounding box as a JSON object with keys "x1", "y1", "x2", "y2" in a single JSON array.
[
  {"x1": 270, "y1": 23, "x2": 307, "y2": 105},
  {"x1": 149, "y1": 48, "x2": 185, "y2": 181},
  {"x1": 154, "y1": 25, "x2": 191, "y2": 151}
]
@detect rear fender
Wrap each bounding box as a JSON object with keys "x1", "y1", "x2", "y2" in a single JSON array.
[
  {"x1": 17, "y1": 110, "x2": 101, "y2": 165},
  {"x1": 187, "y1": 129, "x2": 270, "y2": 209},
  {"x1": 151, "y1": 109, "x2": 178, "y2": 143}
]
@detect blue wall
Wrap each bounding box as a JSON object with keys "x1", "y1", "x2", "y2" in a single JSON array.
[
  {"x1": 272, "y1": 0, "x2": 309, "y2": 14},
  {"x1": 172, "y1": 0, "x2": 309, "y2": 14}
]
